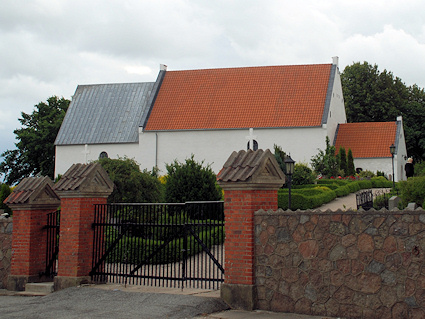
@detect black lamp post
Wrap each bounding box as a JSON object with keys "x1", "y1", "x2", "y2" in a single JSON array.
[
  {"x1": 284, "y1": 155, "x2": 295, "y2": 210},
  {"x1": 390, "y1": 144, "x2": 396, "y2": 189}
]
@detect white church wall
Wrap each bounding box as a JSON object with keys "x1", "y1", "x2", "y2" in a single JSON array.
[
  {"x1": 139, "y1": 126, "x2": 329, "y2": 175},
  {"x1": 325, "y1": 67, "x2": 347, "y2": 142},
  {"x1": 353, "y1": 158, "x2": 399, "y2": 181},
  {"x1": 55, "y1": 143, "x2": 140, "y2": 176},
  {"x1": 395, "y1": 116, "x2": 408, "y2": 181}
]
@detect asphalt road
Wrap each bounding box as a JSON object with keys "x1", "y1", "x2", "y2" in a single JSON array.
[{"x1": 0, "y1": 286, "x2": 229, "y2": 319}]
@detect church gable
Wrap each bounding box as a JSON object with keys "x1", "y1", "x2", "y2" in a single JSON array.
[
  {"x1": 144, "y1": 64, "x2": 334, "y2": 131},
  {"x1": 334, "y1": 121, "x2": 398, "y2": 158}
]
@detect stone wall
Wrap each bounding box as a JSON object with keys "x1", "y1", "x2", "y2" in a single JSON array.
[
  {"x1": 0, "y1": 216, "x2": 12, "y2": 289},
  {"x1": 255, "y1": 208, "x2": 425, "y2": 319}
]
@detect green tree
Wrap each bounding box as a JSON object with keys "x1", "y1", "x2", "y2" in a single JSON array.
[
  {"x1": 273, "y1": 144, "x2": 287, "y2": 175},
  {"x1": 347, "y1": 149, "x2": 356, "y2": 176},
  {"x1": 338, "y1": 147, "x2": 347, "y2": 177},
  {"x1": 97, "y1": 157, "x2": 162, "y2": 203},
  {"x1": 0, "y1": 96, "x2": 70, "y2": 185},
  {"x1": 341, "y1": 62, "x2": 408, "y2": 123},
  {"x1": 165, "y1": 155, "x2": 221, "y2": 203},
  {"x1": 292, "y1": 163, "x2": 315, "y2": 185},
  {"x1": 0, "y1": 184, "x2": 12, "y2": 216},
  {"x1": 402, "y1": 85, "x2": 425, "y2": 160},
  {"x1": 311, "y1": 136, "x2": 339, "y2": 177}
]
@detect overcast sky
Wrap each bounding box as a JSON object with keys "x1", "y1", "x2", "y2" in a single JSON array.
[{"x1": 1, "y1": 0, "x2": 425, "y2": 157}]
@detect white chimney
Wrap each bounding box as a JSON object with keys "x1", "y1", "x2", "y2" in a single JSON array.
[
  {"x1": 160, "y1": 64, "x2": 167, "y2": 71},
  {"x1": 332, "y1": 56, "x2": 339, "y2": 67}
]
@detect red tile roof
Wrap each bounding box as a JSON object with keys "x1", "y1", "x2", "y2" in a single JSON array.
[
  {"x1": 144, "y1": 64, "x2": 333, "y2": 131},
  {"x1": 334, "y1": 122, "x2": 397, "y2": 158}
]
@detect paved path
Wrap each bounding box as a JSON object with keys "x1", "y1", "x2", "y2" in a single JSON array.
[
  {"x1": 0, "y1": 285, "x2": 337, "y2": 319},
  {"x1": 318, "y1": 188, "x2": 391, "y2": 211}
]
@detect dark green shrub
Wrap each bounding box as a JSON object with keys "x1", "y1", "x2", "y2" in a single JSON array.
[
  {"x1": 347, "y1": 182, "x2": 361, "y2": 192},
  {"x1": 334, "y1": 185, "x2": 350, "y2": 197},
  {"x1": 398, "y1": 176, "x2": 425, "y2": 207},
  {"x1": 357, "y1": 180, "x2": 373, "y2": 189},
  {"x1": 0, "y1": 183, "x2": 12, "y2": 216},
  {"x1": 292, "y1": 163, "x2": 315, "y2": 185},
  {"x1": 359, "y1": 170, "x2": 375, "y2": 179},
  {"x1": 414, "y1": 161, "x2": 425, "y2": 177},
  {"x1": 273, "y1": 144, "x2": 287, "y2": 175},
  {"x1": 278, "y1": 187, "x2": 336, "y2": 210},
  {"x1": 165, "y1": 155, "x2": 221, "y2": 203},
  {"x1": 371, "y1": 176, "x2": 393, "y2": 188},
  {"x1": 338, "y1": 147, "x2": 347, "y2": 177},
  {"x1": 311, "y1": 136, "x2": 339, "y2": 177},
  {"x1": 98, "y1": 157, "x2": 162, "y2": 203},
  {"x1": 347, "y1": 149, "x2": 356, "y2": 176}
]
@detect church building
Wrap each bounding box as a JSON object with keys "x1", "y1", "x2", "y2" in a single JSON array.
[{"x1": 54, "y1": 57, "x2": 408, "y2": 181}]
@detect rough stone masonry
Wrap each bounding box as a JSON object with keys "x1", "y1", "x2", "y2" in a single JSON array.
[{"x1": 255, "y1": 208, "x2": 425, "y2": 319}]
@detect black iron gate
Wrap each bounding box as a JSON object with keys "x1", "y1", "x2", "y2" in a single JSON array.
[
  {"x1": 41, "y1": 210, "x2": 60, "y2": 278},
  {"x1": 90, "y1": 202, "x2": 225, "y2": 289},
  {"x1": 356, "y1": 189, "x2": 390, "y2": 210}
]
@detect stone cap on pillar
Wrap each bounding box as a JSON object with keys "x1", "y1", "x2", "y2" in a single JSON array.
[
  {"x1": 3, "y1": 176, "x2": 60, "y2": 210},
  {"x1": 217, "y1": 149, "x2": 285, "y2": 190},
  {"x1": 54, "y1": 163, "x2": 114, "y2": 198}
]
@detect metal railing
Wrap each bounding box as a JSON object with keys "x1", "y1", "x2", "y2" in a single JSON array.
[{"x1": 90, "y1": 201, "x2": 225, "y2": 289}]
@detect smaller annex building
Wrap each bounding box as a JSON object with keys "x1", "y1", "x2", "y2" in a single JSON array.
[{"x1": 334, "y1": 116, "x2": 407, "y2": 181}]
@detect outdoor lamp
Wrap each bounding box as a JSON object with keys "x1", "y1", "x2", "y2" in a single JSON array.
[
  {"x1": 390, "y1": 144, "x2": 396, "y2": 156},
  {"x1": 284, "y1": 155, "x2": 295, "y2": 210},
  {"x1": 390, "y1": 144, "x2": 395, "y2": 189}
]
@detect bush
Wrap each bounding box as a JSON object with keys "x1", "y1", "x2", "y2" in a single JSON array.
[
  {"x1": 292, "y1": 163, "x2": 315, "y2": 186},
  {"x1": 278, "y1": 186, "x2": 336, "y2": 210},
  {"x1": 359, "y1": 170, "x2": 375, "y2": 179},
  {"x1": 414, "y1": 161, "x2": 425, "y2": 177},
  {"x1": 0, "y1": 183, "x2": 12, "y2": 216},
  {"x1": 97, "y1": 157, "x2": 163, "y2": 203},
  {"x1": 165, "y1": 155, "x2": 221, "y2": 203},
  {"x1": 370, "y1": 176, "x2": 393, "y2": 188},
  {"x1": 398, "y1": 176, "x2": 425, "y2": 207}
]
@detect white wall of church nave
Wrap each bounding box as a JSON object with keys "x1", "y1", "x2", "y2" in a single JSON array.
[
  {"x1": 139, "y1": 127, "x2": 328, "y2": 175},
  {"x1": 54, "y1": 143, "x2": 140, "y2": 176}
]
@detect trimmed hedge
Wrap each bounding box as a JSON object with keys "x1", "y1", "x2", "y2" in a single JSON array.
[
  {"x1": 278, "y1": 186, "x2": 336, "y2": 210},
  {"x1": 278, "y1": 177, "x2": 393, "y2": 210}
]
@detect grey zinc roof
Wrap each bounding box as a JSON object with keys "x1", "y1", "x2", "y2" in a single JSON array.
[{"x1": 55, "y1": 82, "x2": 154, "y2": 145}]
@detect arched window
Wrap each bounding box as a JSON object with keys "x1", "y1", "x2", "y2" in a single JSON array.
[
  {"x1": 247, "y1": 140, "x2": 258, "y2": 151},
  {"x1": 99, "y1": 151, "x2": 108, "y2": 159}
]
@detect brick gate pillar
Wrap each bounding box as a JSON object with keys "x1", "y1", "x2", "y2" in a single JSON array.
[
  {"x1": 217, "y1": 149, "x2": 285, "y2": 310},
  {"x1": 53, "y1": 163, "x2": 113, "y2": 291},
  {"x1": 3, "y1": 177, "x2": 61, "y2": 291}
]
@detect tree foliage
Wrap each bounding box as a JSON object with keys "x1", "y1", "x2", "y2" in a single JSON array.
[
  {"x1": 0, "y1": 184, "x2": 12, "y2": 216},
  {"x1": 310, "y1": 136, "x2": 339, "y2": 177},
  {"x1": 292, "y1": 163, "x2": 315, "y2": 185},
  {"x1": 97, "y1": 157, "x2": 162, "y2": 203},
  {"x1": 338, "y1": 147, "x2": 347, "y2": 177},
  {"x1": 273, "y1": 144, "x2": 287, "y2": 175},
  {"x1": 347, "y1": 149, "x2": 356, "y2": 176},
  {"x1": 165, "y1": 155, "x2": 222, "y2": 203},
  {"x1": 341, "y1": 62, "x2": 425, "y2": 161},
  {"x1": 0, "y1": 96, "x2": 70, "y2": 185}
]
